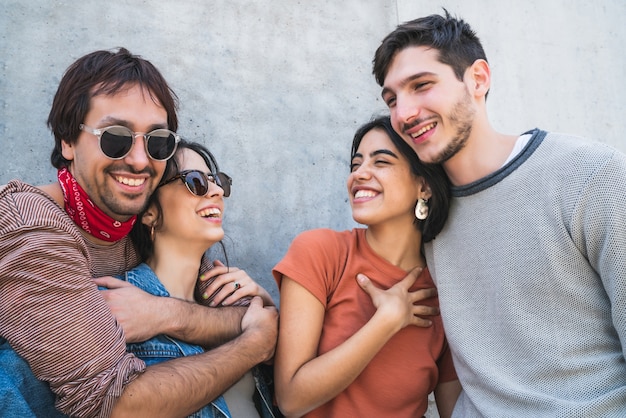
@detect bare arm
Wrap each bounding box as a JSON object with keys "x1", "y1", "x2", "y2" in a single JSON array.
[
  {"x1": 95, "y1": 276, "x2": 246, "y2": 346},
  {"x1": 110, "y1": 297, "x2": 278, "y2": 417},
  {"x1": 434, "y1": 380, "x2": 462, "y2": 418},
  {"x1": 274, "y1": 268, "x2": 436, "y2": 417}
]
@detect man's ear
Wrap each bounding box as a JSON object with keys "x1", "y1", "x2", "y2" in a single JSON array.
[
  {"x1": 61, "y1": 139, "x2": 75, "y2": 161},
  {"x1": 467, "y1": 59, "x2": 491, "y2": 99}
]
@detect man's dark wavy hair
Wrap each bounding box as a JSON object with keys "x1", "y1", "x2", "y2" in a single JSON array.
[
  {"x1": 48, "y1": 47, "x2": 179, "y2": 168},
  {"x1": 373, "y1": 9, "x2": 487, "y2": 87}
]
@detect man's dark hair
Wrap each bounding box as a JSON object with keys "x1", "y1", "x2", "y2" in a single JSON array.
[
  {"x1": 373, "y1": 10, "x2": 487, "y2": 86},
  {"x1": 47, "y1": 47, "x2": 179, "y2": 168}
]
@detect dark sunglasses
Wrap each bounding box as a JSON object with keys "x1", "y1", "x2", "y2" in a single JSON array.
[
  {"x1": 80, "y1": 124, "x2": 180, "y2": 161},
  {"x1": 160, "y1": 169, "x2": 232, "y2": 197}
]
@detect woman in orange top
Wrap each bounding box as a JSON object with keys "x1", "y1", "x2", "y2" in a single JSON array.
[{"x1": 272, "y1": 116, "x2": 461, "y2": 418}]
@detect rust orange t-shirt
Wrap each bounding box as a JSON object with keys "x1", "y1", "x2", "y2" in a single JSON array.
[{"x1": 273, "y1": 228, "x2": 457, "y2": 418}]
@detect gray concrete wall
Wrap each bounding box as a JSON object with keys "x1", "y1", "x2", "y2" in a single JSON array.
[
  {"x1": 1, "y1": 1, "x2": 625, "y2": 302},
  {"x1": 1, "y1": 1, "x2": 625, "y2": 417}
]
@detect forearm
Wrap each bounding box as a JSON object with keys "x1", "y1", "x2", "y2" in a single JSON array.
[
  {"x1": 0, "y1": 228, "x2": 146, "y2": 417},
  {"x1": 435, "y1": 380, "x2": 462, "y2": 418},
  {"x1": 111, "y1": 325, "x2": 273, "y2": 417},
  {"x1": 277, "y1": 311, "x2": 399, "y2": 417},
  {"x1": 158, "y1": 298, "x2": 246, "y2": 347}
]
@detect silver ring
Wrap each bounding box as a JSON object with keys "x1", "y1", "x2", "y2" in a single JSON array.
[{"x1": 233, "y1": 282, "x2": 240, "y2": 291}]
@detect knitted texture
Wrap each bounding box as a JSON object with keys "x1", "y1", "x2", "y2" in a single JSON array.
[{"x1": 426, "y1": 130, "x2": 626, "y2": 417}]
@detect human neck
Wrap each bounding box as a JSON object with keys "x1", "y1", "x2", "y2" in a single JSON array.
[
  {"x1": 365, "y1": 222, "x2": 425, "y2": 271},
  {"x1": 56, "y1": 168, "x2": 136, "y2": 243},
  {"x1": 38, "y1": 182, "x2": 122, "y2": 246},
  {"x1": 147, "y1": 239, "x2": 205, "y2": 301},
  {"x1": 443, "y1": 121, "x2": 518, "y2": 186}
]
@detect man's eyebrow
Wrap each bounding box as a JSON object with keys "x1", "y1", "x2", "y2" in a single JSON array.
[
  {"x1": 381, "y1": 71, "x2": 436, "y2": 99},
  {"x1": 97, "y1": 117, "x2": 168, "y2": 131}
]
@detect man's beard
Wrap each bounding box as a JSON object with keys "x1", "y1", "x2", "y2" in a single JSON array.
[{"x1": 432, "y1": 88, "x2": 475, "y2": 164}]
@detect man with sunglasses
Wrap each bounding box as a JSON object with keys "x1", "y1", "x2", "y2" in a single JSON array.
[{"x1": 0, "y1": 48, "x2": 278, "y2": 417}]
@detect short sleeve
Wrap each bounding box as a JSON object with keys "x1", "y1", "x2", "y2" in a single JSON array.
[{"x1": 272, "y1": 229, "x2": 348, "y2": 307}]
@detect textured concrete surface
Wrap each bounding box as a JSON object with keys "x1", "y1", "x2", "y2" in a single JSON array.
[{"x1": 1, "y1": 2, "x2": 625, "y2": 415}]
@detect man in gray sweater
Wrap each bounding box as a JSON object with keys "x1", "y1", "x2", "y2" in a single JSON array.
[{"x1": 370, "y1": 10, "x2": 626, "y2": 417}]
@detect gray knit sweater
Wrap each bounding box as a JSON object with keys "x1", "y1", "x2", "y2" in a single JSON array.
[{"x1": 425, "y1": 129, "x2": 626, "y2": 417}]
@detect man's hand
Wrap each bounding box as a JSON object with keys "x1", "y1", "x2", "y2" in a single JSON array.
[
  {"x1": 94, "y1": 276, "x2": 163, "y2": 342},
  {"x1": 240, "y1": 296, "x2": 279, "y2": 363},
  {"x1": 356, "y1": 267, "x2": 439, "y2": 329},
  {"x1": 96, "y1": 276, "x2": 247, "y2": 347}
]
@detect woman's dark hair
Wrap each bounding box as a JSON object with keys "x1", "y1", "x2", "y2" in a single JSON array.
[
  {"x1": 48, "y1": 47, "x2": 179, "y2": 168},
  {"x1": 351, "y1": 115, "x2": 450, "y2": 242},
  {"x1": 130, "y1": 140, "x2": 229, "y2": 262},
  {"x1": 373, "y1": 9, "x2": 487, "y2": 87}
]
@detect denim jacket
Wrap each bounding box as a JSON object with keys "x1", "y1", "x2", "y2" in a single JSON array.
[
  {"x1": 119, "y1": 263, "x2": 278, "y2": 418},
  {"x1": 0, "y1": 339, "x2": 67, "y2": 417}
]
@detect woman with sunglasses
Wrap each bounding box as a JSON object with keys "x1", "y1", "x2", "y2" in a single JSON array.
[
  {"x1": 272, "y1": 116, "x2": 461, "y2": 418},
  {"x1": 119, "y1": 140, "x2": 278, "y2": 418}
]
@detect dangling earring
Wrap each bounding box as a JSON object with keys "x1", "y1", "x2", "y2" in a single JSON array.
[
  {"x1": 150, "y1": 225, "x2": 156, "y2": 241},
  {"x1": 415, "y1": 198, "x2": 429, "y2": 220}
]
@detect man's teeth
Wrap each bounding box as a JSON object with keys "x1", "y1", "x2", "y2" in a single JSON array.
[
  {"x1": 116, "y1": 176, "x2": 145, "y2": 186},
  {"x1": 354, "y1": 190, "x2": 377, "y2": 199},
  {"x1": 411, "y1": 122, "x2": 436, "y2": 138},
  {"x1": 198, "y1": 208, "x2": 221, "y2": 218}
]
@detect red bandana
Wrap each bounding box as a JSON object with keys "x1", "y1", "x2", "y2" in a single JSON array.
[{"x1": 57, "y1": 167, "x2": 136, "y2": 242}]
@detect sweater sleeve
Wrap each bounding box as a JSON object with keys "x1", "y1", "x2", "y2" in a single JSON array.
[
  {"x1": 571, "y1": 148, "x2": 626, "y2": 358},
  {"x1": 0, "y1": 186, "x2": 145, "y2": 417}
]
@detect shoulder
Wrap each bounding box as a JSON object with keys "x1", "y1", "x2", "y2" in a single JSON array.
[
  {"x1": 541, "y1": 131, "x2": 622, "y2": 162},
  {"x1": 1, "y1": 180, "x2": 64, "y2": 213},
  {"x1": 520, "y1": 131, "x2": 624, "y2": 192},
  {"x1": 0, "y1": 180, "x2": 75, "y2": 235},
  {"x1": 123, "y1": 263, "x2": 169, "y2": 296},
  {"x1": 273, "y1": 228, "x2": 359, "y2": 286},
  {"x1": 290, "y1": 228, "x2": 359, "y2": 253},
  {"x1": 540, "y1": 132, "x2": 626, "y2": 183},
  {"x1": 531, "y1": 132, "x2": 626, "y2": 226},
  {"x1": 293, "y1": 228, "x2": 354, "y2": 245}
]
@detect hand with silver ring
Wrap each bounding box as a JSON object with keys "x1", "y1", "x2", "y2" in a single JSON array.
[{"x1": 197, "y1": 260, "x2": 275, "y2": 307}]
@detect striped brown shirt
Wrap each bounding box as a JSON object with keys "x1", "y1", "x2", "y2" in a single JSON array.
[{"x1": 0, "y1": 180, "x2": 145, "y2": 417}]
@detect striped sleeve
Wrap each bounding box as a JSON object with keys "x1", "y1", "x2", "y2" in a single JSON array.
[{"x1": 0, "y1": 181, "x2": 145, "y2": 417}]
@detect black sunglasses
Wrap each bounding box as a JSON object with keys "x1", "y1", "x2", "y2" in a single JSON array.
[
  {"x1": 80, "y1": 124, "x2": 180, "y2": 161},
  {"x1": 160, "y1": 169, "x2": 232, "y2": 197}
]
